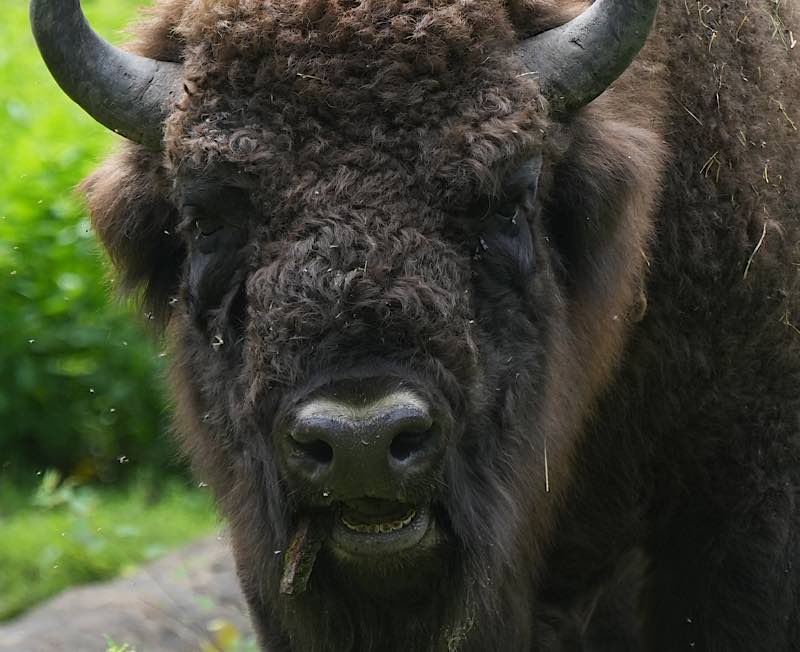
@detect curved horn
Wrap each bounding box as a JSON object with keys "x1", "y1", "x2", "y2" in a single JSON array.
[
  {"x1": 30, "y1": 0, "x2": 184, "y2": 149},
  {"x1": 514, "y1": 0, "x2": 660, "y2": 113}
]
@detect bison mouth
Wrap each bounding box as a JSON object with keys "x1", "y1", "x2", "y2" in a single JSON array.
[
  {"x1": 330, "y1": 498, "x2": 432, "y2": 556},
  {"x1": 279, "y1": 499, "x2": 438, "y2": 596}
]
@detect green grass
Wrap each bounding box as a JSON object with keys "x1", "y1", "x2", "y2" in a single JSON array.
[
  {"x1": 105, "y1": 626, "x2": 260, "y2": 652},
  {"x1": 0, "y1": 473, "x2": 218, "y2": 621},
  {"x1": 105, "y1": 642, "x2": 138, "y2": 652}
]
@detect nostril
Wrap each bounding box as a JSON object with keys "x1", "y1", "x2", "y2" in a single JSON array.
[
  {"x1": 389, "y1": 427, "x2": 434, "y2": 462},
  {"x1": 291, "y1": 437, "x2": 334, "y2": 466}
]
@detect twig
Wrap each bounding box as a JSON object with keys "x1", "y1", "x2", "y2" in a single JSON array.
[
  {"x1": 675, "y1": 97, "x2": 704, "y2": 125},
  {"x1": 544, "y1": 439, "x2": 550, "y2": 493},
  {"x1": 700, "y1": 150, "x2": 720, "y2": 178},
  {"x1": 781, "y1": 310, "x2": 800, "y2": 336},
  {"x1": 769, "y1": 96, "x2": 798, "y2": 131},
  {"x1": 743, "y1": 221, "x2": 768, "y2": 279},
  {"x1": 735, "y1": 14, "x2": 749, "y2": 43}
]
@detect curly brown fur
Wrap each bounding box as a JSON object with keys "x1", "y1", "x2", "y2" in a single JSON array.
[{"x1": 77, "y1": 0, "x2": 800, "y2": 651}]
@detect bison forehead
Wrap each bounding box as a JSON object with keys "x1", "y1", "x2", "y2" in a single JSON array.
[
  {"x1": 242, "y1": 211, "x2": 477, "y2": 389},
  {"x1": 165, "y1": 0, "x2": 548, "y2": 200},
  {"x1": 173, "y1": 0, "x2": 516, "y2": 63}
]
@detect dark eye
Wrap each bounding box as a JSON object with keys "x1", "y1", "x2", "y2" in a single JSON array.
[
  {"x1": 494, "y1": 201, "x2": 519, "y2": 222},
  {"x1": 489, "y1": 156, "x2": 542, "y2": 225},
  {"x1": 183, "y1": 206, "x2": 224, "y2": 238},
  {"x1": 195, "y1": 216, "x2": 224, "y2": 237}
]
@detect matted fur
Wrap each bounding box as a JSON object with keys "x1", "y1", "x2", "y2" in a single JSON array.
[{"x1": 77, "y1": 0, "x2": 800, "y2": 650}]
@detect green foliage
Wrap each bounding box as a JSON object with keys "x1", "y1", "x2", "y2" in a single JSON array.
[
  {"x1": 0, "y1": 1, "x2": 175, "y2": 476},
  {"x1": 105, "y1": 639, "x2": 137, "y2": 652},
  {"x1": 204, "y1": 620, "x2": 261, "y2": 652},
  {"x1": 105, "y1": 623, "x2": 260, "y2": 652},
  {"x1": 0, "y1": 1, "x2": 237, "y2": 634},
  {"x1": 0, "y1": 472, "x2": 217, "y2": 621}
]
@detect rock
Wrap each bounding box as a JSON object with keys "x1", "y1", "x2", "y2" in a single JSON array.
[{"x1": 0, "y1": 535, "x2": 252, "y2": 652}]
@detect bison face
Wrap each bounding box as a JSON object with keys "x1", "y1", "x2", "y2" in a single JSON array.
[
  {"x1": 171, "y1": 152, "x2": 553, "y2": 572},
  {"x1": 121, "y1": 133, "x2": 577, "y2": 652},
  {"x1": 35, "y1": 0, "x2": 663, "y2": 648},
  {"x1": 166, "y1": 149, "x2": 571, "y2": 646}
]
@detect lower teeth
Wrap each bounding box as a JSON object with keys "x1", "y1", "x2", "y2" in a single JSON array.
[{"x1": 342, "y1": 509, "x2": 416, "y2": 534}]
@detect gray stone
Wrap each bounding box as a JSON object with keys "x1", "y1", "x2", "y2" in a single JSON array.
[{"x1": 0, "y1": 535, "x2": 252, "y2": 652}]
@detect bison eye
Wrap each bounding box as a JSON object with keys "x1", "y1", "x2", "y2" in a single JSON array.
[
  {"x1": 178, "y1": 182, "x2": 252, "y2": 249},
  {"x1": 182, "y1": 206, "x2": 224, "y2": 238},
  {"x1": 489, "y1": 154, "x2": 542, "y2": 225},
  {"x1": 494, "y1": 202, "x2": 519, "y2": 222},
  {"x1": 194, "y1": 215, "x2": 224, "y2": 238}
]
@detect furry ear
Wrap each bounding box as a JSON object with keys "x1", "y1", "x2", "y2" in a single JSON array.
[
  {"x1": 80, "y1": 144, "x2": 185, "y2": 327},
  {"x1": 542, "y1": 99, "x2": 665, "y2": 295}
]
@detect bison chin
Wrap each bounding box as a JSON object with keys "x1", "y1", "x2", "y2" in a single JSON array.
[
  {"x1": 277, "y1": 533, "x2": 477, "y2": 652},
  {"x1": 316, "y1": 500, "x2": 445, "y2": 593},
  {"x1": 273, "y1": 495, "x2": 448, "y2": 596},
  {"x1": 268, "y1": 484, "x2": 532, "y2": 652},
  {"x1": 268, "y1": 494, "x2": 505, "y2": 652}
]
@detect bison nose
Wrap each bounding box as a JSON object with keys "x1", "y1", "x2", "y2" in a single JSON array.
[{"x1": 283, "y1": 390, "x2": 443, "y2": 497}]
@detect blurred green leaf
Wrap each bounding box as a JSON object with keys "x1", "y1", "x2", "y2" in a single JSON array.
[{"x1": 0, "y1": 0, "x2": 177, "y2": 479}]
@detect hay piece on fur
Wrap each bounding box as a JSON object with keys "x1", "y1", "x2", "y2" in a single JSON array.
[{"x1": 280, "y1": 516, "x2": 322, "y2": 596}]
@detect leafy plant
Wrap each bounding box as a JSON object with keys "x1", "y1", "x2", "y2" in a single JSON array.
[
  {"x1": 105, "y1": 639, "x2": 137, "y2": 652},
  {"x1": 205, "y1": 620, "x2": 260, "y2": 652},
  {"x1": 0, "y1": 0, "x2": 175, "y2": 477}
]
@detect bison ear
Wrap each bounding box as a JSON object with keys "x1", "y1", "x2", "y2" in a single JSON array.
[
  {"x1": 542, "y1": 108, "x2": 665, "y2": 284},
  {"x1": 80, "y1": 144, "x2": 186, "y2": 327}
]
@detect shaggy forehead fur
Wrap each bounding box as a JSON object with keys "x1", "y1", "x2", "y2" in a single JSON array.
[
  {"x1": 141, "y1": 0, "x2": 568, "y2": 393},
  {"x1": 84, "y1": 0, "x2": 598, "y2": 325},
  {"x1": 165, "y1": 0, "x2": 548, "y2": 199}
]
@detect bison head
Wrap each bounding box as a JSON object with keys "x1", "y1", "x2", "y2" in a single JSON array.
[{"x1": 32, "y1": 0, "x2": 663, "y2": 649}]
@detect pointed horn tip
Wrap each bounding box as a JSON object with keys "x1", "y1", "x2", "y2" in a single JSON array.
[
  {"x1": 515, "y1": 0, "x2": 660, "y2": 112},
  {"x1": 30, "y1": 0, "x2": 184, "y2": 148}
]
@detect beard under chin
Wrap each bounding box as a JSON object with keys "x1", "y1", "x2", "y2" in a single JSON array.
[
  {"x1": 271, "y1": 506, "x2": 471, "y2": 651},
  {"x1": 252, "y1": 502, "x2": 537, "y2": 652},
  {"x1": 276, "y1": 549, "x2": 481, "y2": 652},
  {"x1": 322, "y1": 542, "x2": 447, "y2": 595},
  {"x1": 263, "y1": 488, "x2": 536, "y2": 652}
]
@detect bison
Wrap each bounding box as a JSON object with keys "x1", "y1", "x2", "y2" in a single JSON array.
[{"x1": 31, "y1": 0, "x2": 800, "y2": 650}]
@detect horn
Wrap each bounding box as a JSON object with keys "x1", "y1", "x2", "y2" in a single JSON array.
[
  {"x1": 514, "y1": 0, "x2": 660, "y2": 112},
  {"x1": 30, "y1": 0, "x2": 184, "y2": 149}
]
